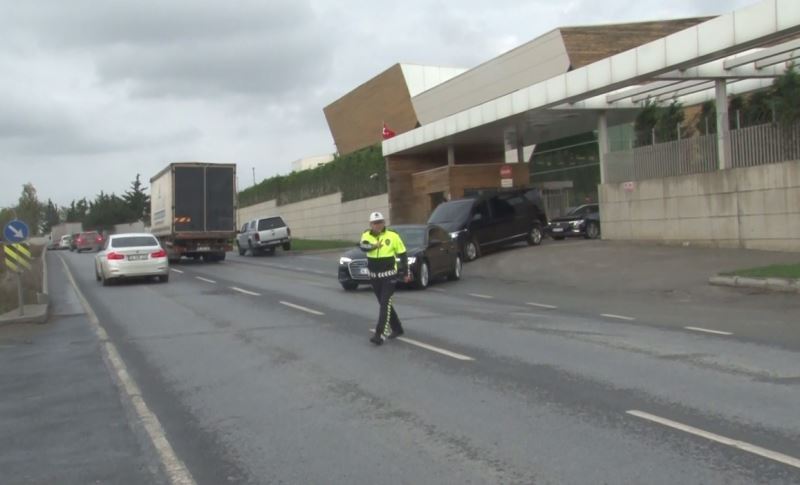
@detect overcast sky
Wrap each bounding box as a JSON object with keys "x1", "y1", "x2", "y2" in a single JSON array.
[{"x1": 0, "y1": 0, "x2": 753, "y2": 207}]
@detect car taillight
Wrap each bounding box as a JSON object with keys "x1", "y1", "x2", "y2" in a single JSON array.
[
  {"x1": 151, "y1": 249, "x2": 167, "y2": 258},
  {"x1": 107, "y1": 252, "x2": 124, "y2": 260},
  {"x1": 76, "y1": 238, "x2": 83, "y2": 243},
  {"x1": 97, "y1": 236, "x2": 103, "y2": 242},
  {"x1": 254, "y1": 233, "x2": 260, "y2": 241}
]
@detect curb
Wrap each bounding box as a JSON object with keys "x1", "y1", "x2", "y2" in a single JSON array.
[{"x1": 709, "y1": 275, "x2": 800, "y2": 294}]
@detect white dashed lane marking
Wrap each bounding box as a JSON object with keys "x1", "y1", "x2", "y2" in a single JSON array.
[
  {"x1": 627, "y1": 410, "x2": 800, "y2": 470},
  {"x1": 602, "y1": 313, "x2": 636, "y2": 321},
  {"x1": 468, "y1": 293, "x2": 494, "y2": 300},
  {"x1": 230, "y1": 287, "x2": 261, "y2": 296},
  {"x1": 195, "y1": 277, "x2": 216, "y2": 284},
  {"x1": 685, "y1": 326, "x2": 733, "y2": 336},
  {"x1": 366, "y1": 329, "x2": 474, "y2": 361},
  {"x1": 280, "y1": 301, "x2": 325, "y2": 316},
  {"x1": 170, "y1": 268, "x2": 184, "y2": 274},
  {"x1": 527, "y1": 302, "x2": 557, "y2": 309}
]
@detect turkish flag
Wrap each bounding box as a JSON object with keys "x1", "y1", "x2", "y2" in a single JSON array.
[{"x1": 382, "y1": 123, "x2": 396, "y2": 140}]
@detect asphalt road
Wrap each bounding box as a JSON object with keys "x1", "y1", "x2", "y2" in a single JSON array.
[{"x1": 48, "y1": 245, "x2": 800, "y2": 484}]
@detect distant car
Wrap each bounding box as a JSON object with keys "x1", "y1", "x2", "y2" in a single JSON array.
[
  {"x1": 58, "y1": 235, "x2": 71, "y2": 250},
  {"x1": 236, "y1": 216, "x2": 292, "y2": 256},
  {"x1": 548, "y1": 204, "x2": 601, "y2": 240},
  {"x1": 338, "y1": 224, "x2": 462, "y2": 291},
  {"x1": 69, "y1": 233, "x2": 80, "y2": 251},
  {"x1": 427, "y1": 189, "x2": 547, "y2": 262},
  {"x1": 75, "y1": 231, "x2": 104, "y2": 252},
  {"x1": 95, "y1": 233, "x2": 169, "y2": 286}
]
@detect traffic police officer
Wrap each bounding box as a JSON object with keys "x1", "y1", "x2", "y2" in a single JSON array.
[{"x1": 359, "y1": 211, "x2": 409, "y2": 345}]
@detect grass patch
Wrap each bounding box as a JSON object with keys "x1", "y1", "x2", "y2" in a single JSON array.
[
  {"x1": 290, "y1": 239, "x2": 355, "y2": 252},
  {"x1": 722, "y1": 263, "x2": 800, "y2": 279}
]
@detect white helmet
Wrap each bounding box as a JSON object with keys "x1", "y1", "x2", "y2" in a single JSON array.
[{"x1": 369, "y1": 211, "x2": 385, "y2": 223}]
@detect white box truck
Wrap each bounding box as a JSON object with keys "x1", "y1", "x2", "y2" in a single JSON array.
[{"x1": 150, "y1": 162, "x2": 237, "y2": 262}]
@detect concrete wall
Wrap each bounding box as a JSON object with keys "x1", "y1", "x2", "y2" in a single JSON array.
[
  {"x1": 599, "y1": 160, "x2": 800, "y2": 252},
  {"x1": 237, "y1": 193, "x2": 389, "y2": 241}
]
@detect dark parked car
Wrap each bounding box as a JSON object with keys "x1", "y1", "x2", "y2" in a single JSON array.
[
  {"x1": 427, "y1": 189, "x2": 547, "y2": 261},
  {"x1": 338, "y1": 224, "x2": 462, "y2": 291},
  {"x1": 548, "y1": 204, "x2": 601, "y2": 240}
]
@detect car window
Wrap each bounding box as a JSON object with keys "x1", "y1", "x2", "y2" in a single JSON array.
[
  {"x1": 248, "y1": 220, "x2": 256, "y2": 230},
  {"x1": 429, "y1": 227, "x2": 449, "y2": 243},
  {"x1": 240, "y1": 223, "x2": 249, "y2": 233},
  {"x1": 490, "y1": 197, "x2": 514, "y2": 219},
  {"x1": 394, "y1": 227, "x2": 425, "y2": 248},
  {"x1": 428, "y1": 199, "x2": 473, "y2": 225},
  {"x1": 258, "y1": 217, "x2": 286, "y2": 231},
  {"x1": 111, "y1": 236, "x2": 160, "y2": 248}
]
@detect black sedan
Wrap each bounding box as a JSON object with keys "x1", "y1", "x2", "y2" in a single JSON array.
[
  {"x1": 338, "y1": 224, "x2": 462, "y2": 291},
  {"x1": 547, "y1": 204, "x2": 601, "y2": 240}
]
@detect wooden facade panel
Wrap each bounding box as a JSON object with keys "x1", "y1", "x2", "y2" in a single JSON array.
[{"x1": 324, "y1": 64, "x2": 419, "y2": 156}]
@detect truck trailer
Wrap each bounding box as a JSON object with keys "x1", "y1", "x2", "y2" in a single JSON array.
[{"x1": 150, "y1": 162, "x2": 237, "y2": 262}]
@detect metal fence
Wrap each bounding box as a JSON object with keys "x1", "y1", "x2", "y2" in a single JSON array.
[{"x1": 606, "y1": 122, "x2": 800, "y2": 183}]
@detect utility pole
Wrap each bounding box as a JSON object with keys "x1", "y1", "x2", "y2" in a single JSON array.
[{"x1": 252, "y1": 167, "x2": 256, "y2": 186}]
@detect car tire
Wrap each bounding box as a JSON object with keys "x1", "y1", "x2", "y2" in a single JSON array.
[
  {"x1": 282, "y1": 242, "x2": 291, "y2": 251},
  {"x1": 102, "y1": 275, "x2": 113, "y2": 287},
  {"x1": 248, "y1": 241, "x2": 257, "y2": 257},
  {"x1": 414, "y1": 261, "x2": 430, "y2": 290},
  {"x1": 585, "y1": 222, "x2": 600, "y2": 240},
  {"x1": 447, "y1": 256, "x2": 462, "y2": 281},
  {"x1": 464, "y1": 239, "x2": 480, "y2": 262},
  {"x1": 237, "y1": 243, "x2": 246, "y2": 256},
  {"x1": 95, "y1": 267, "x2": 101, "y2": 282},
  {"x1": 527, "y1": 226, "x2": 543, "y2": 246},
  {"x1": 341, "y1": 281, "x2": 358, "y2": 291},
  {"x1": 266, "y1": 247, "x2": 276, "y2": 256}
]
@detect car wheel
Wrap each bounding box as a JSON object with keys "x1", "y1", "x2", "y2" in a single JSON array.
[
  {"x1": 237, "y1": 242, "x2": 246, "y2": 256},
  {"x1": 464, "y1": 240, "x2": 480, "y2": 262},
  {"x1": 414, "y1": 261, "x2": 430, "y2": 289},
  {"x1": 527, "y1": 226, "x2": 543, "y2": 246},
  {"x1": 101, "y1": 274, "x2": 113, "y2": 287},
  {"x1": 585, "y1": 222, "x2": 600, "y2": 240},
  {"x1": 266, "y1": 247, "x2": 276, "y2": 256},
  {"x1": 341, "y1": 281, "x2": 358, "y2": 291},
  {"x1": 248, "y1": 241, "x2": 257, "y2": 257},
  {"x1": 95, "y1": 266, "x2": 101, "y2": 282},
  {"x1": 282, "y1": 242, "x2": 291, "y2": 251},
  {"x1": 447, "y1": 256, "x2": 462, "y2": 281}
]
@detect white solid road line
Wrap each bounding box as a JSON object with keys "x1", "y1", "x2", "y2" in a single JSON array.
[
  {"x1": 280, "y1": 301, "x2": 325, "y2": 316},
  {"x1": 367, "y1": 329, "x2": 475, "y2": 361},
  {"x1": 602, "y1": 313, "x2": 636, "y2": 321},
  {"x1": 59, "y1": 257, "x2": 196, "y2": 485},
  {"x1": 468, "y1": 293, "x2": 494, "y2": 299},
  {"x1": 527, "y1": 302, "x2": 557, "y2": 310},
  {"x1": 195, "y1": 276, "x2": 216, "y2": 284},
  {"x1": 627, "y1": 410, "x2": 800, "y2": 470},
  {"x1": 170, "y1": 268, "x2": 184, "y2": 274},
  {"x1": 685, "y1": 326, "x2": 733, "y2": 336},
  {"x1": 231, "y1": 286, "x2": 261, "y2": 296}
]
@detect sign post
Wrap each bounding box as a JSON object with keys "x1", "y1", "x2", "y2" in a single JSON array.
[{"x1": 3, "y1": 220, "x2": 32, "y2": 316}]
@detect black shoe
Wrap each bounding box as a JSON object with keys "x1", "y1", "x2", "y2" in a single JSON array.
[
  {"x1": 369, "y1": 334, "x2": 384, "y2": 346},
  {"x1": 387, "y1": 329, "x2": 404, "y2": 339}
]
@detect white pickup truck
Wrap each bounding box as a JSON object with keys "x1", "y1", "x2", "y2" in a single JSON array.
[{"x1": 236, "y1": 216, "x2": 292, "y2": 256}]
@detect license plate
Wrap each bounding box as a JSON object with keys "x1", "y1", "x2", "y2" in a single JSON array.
[
  {"x1": 197, "y1": 246, "x2": 211, "y2": 251},
  {"x1": 552, "y1": 228, "x2": 564, "y2": 233},
  {"x1": 359, "y1": 268, "x2": 369, "y2": 275},
  {"x1": 128, "y1": 254, "x2": 148, "y2": 261}
]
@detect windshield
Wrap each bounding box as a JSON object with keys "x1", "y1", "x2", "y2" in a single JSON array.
[
  {"x1": 111, "y1": 236, "x2": 159, "y2": 248},
  {"x1": 394, "y1": 227, "x2": 426, "y2": 248},
  {"x1": 428, "y1": 200, "x2": 473, "y2": 225}
]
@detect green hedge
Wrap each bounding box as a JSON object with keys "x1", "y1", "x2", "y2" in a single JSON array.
[{"x1": 239, "y1": 145, "x2": 387, "y2": 207}]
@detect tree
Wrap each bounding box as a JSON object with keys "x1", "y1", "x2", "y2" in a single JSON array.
[
  {"x1": 84, "y1": 192, "x2": 135, "y2": 231},
  {"x1": 634, "y1": 101, "x2": 685, "y2": 146},
  {"x1": 634, "y1": 101, "x2": 660, "y2": 147},
  {"x1": 123, "y1": 174, "x2": 150, "y2": 222},
  {"x1": 65, "y1": 198, "x2": 89, "y2": 223},
  {"x1": 16, "y1": 183, "x2": 42, "y2": 235},
  {"x1": 42, "y1": 199, "x2": 61, "y2": 234},
  {"x1": 772, "y1": 65, "x2": 800, "y2": 126}
]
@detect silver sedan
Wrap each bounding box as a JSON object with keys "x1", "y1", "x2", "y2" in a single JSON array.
[{"x1": 94, "y1": 233, "x2": 169, "y2": 286}]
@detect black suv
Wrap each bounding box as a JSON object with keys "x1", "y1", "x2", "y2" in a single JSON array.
[{"x1": 427, "y1": 189, "x2": 548, "y2": 261}]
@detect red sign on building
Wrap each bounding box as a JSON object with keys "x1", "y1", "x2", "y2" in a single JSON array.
[{"x1": 500, "y1": 165, "x2": 513, "y2": 178}]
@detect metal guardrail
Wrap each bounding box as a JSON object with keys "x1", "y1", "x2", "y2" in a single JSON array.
[{"x1": 606, "y1": 122, "x2": 800, "y2": 183}]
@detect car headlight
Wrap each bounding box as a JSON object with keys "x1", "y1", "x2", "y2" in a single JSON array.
[
  {"x1": 339, "y1": 257, "x2": 352, "y2": 265},
  {"x1": 407, "y1": 256, "x2": 417, "y2": 265},
  {"x1": 570, "y1": 219, "x2": 585, "y2": 227}
]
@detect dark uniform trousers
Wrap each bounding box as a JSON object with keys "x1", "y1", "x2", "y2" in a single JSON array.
[{"x1": 371, "y1": 274, "x2": 403, "y2": 338}]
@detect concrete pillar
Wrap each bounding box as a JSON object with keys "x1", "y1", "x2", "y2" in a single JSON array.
[
  {"x1": 597, "y1": 111, "x2": 610, "y2": 184},
  {"x1": 715, "y1": 79, "x2": 732, "y2": 170},
  {"x1": 447, "y1": 145, "x2": 455, "y2": 166}
]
